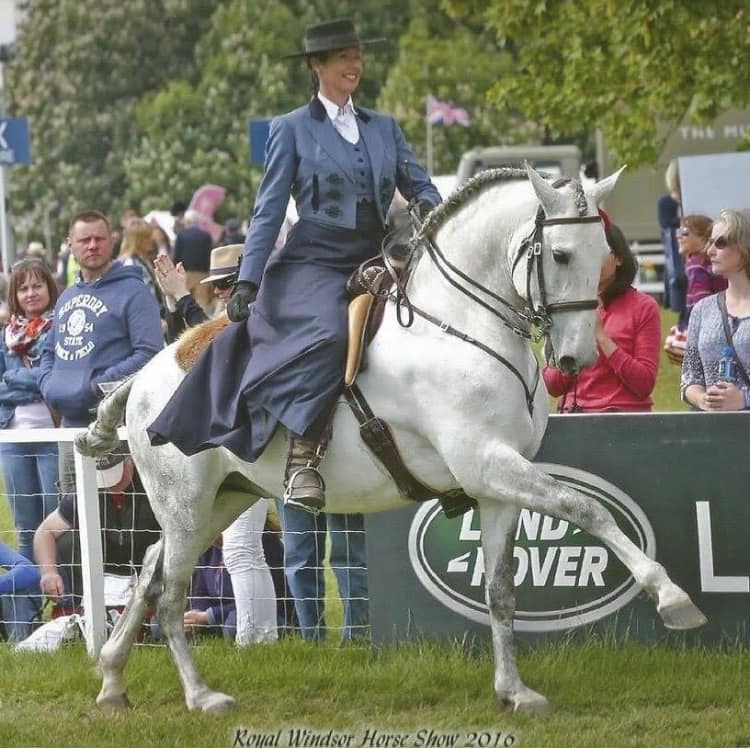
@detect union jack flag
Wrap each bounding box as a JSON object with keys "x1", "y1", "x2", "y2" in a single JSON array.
[{"x1": 427, "y1": 95, "x2": 471, "y2": 127}]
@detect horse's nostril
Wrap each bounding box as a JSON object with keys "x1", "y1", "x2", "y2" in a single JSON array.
[{"x1": 558, "y1": 356, "x2": 579, "y2": 376}]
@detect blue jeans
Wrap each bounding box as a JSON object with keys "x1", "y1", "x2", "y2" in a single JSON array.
[
  {"x1": 0, "y1": 441, "x2": 59, "y2": 639},
  {"x1": 276, "y1": 501, "x2": 369, "y2": 642},
  {"x1": 0, "y1": 441, "x2": 59, "y2": 560}
]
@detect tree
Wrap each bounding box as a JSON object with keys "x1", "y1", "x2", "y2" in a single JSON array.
[
  {"x1": 445, "y1": 0, "x2": 750, "y2": 167},
  {"x1": 378, "y1": 10, "x2": 540, "y2": 175},
  {"x1": 6, "y1": 0, "x2": 227, "y2": 235}
]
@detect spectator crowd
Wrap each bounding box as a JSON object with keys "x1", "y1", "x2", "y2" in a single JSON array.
[{"x1": 0, "y1": 205, "x2": 355, "y2": 647}]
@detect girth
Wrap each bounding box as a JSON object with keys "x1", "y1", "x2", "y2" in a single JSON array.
[{"x1": 343, "y1": 382, "x2": 477, "y2": 519}]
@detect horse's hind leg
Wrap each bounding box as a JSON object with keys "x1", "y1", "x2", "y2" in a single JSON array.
[
  {"x1": 474, "y1": 448, "x2": 706, "y2": 630},
  {"x1": 97, "y1": 540, "x2": 164, "y2": 710},
  {"x1": 479, "y1": 502, "x2": 549, "y2": 713}
]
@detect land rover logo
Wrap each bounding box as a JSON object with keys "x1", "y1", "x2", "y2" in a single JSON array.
[{"x1": 407, "y1": 463, "x2": 656, "y2": 632}]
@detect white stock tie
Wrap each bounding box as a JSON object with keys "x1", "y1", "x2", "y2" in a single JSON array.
[{"x1": 333, "y1": 106, "x2": 359, "y2": 144}]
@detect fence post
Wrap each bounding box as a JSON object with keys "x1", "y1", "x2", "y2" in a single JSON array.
[{"x1": 73, "y1": 446, "x2": 107, "y2": 658}]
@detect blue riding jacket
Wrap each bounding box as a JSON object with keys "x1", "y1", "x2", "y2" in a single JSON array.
[{"x1": 240, "y1": 97, "x2": 440, "y2": 285}]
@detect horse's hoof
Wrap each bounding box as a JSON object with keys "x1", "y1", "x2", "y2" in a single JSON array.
[
  {"x1": 499, "y1": 686, "x2": 550, "y2": 714},
  {"x1": 96, "y1": 691, "x2": 131, "y2": 711},
  {"x1": 658, "y1": 588, "x2": 708, "y2": 630},
  {"x1": 198, "y1": 691, "x2": 237, "y2": 714}
]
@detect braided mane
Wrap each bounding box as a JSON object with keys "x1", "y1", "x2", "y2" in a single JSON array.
[{"x1": 420, "y1": 167, "x2": 588, "y2": 237}]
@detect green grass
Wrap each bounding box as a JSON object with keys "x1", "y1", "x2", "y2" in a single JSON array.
[
  {"x1": 1, "y1": 637, "x2": 749, "y2": 747},
  {"x1": 652, "y1": 308, "x2": 686, "y2": 412}
]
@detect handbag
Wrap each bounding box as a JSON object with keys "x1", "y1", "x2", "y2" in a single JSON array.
[{"x1": 716, "y1": 291, "x2": 750, "y2": 386}]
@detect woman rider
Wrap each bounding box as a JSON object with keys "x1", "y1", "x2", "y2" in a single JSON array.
[{"x1": 148, "y1": 18, "x2": 441, "y2": 513}]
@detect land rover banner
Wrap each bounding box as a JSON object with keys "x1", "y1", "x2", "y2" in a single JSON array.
[{"x1": 365, "y1": 412, "x2": 750, "y2": 646}]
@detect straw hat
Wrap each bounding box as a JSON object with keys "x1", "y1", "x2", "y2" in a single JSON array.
[{"x1": 199, "y1": 244, "x2": 243, "y2": 285}]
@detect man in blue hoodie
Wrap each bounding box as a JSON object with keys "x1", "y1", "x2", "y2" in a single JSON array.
[{"x1": 40, "y1": 209, "x2": 163, "y2": 491}]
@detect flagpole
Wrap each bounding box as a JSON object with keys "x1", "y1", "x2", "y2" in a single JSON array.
[{"x1": 425, "y1": 94, "x2": 433, "y2": 175}]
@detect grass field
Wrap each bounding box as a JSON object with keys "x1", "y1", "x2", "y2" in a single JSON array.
[{"x1": 1, "y1": 637, "x2": 750, "y2": 747}]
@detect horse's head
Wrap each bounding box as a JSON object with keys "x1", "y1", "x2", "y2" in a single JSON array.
[{"x1": 513, "y1": 165, "x2": 623, "y2": 376}]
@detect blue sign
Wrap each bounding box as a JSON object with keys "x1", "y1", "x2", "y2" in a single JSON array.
[
  {"x1": 248, "y1": 119, "x2": 270, "y2": 165},
  {"x1": 0, "y1": 118, "x2": 30, "y2": 166}
]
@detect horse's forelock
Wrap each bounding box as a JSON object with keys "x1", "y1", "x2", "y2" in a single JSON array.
[{"x1": 572, "y1": 179, "x2": 588, "y2": 217}]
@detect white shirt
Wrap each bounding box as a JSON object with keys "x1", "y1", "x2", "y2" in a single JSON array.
[{"x1": 318, "y1": 92, "x2": 360, "y2": 145}]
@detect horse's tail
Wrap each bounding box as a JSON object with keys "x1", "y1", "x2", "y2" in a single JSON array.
[{"x1": 74, "y1": 376, "x2": 135, "y2": 457}]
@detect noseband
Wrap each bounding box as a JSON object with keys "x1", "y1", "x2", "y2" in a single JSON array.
[{"x1": 513, "y1": 206, "x2": 603, "y2": 338}]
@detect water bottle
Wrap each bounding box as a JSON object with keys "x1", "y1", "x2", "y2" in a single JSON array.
[{"x1": 717, "y1": 346, "x2": 738, "y2": 383}]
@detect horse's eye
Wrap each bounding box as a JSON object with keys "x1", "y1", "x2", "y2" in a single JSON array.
[{"x1": 552, "y1": 250, "x2": 569, "y2": 265}]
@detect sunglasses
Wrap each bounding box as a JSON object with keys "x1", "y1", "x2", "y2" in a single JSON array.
[
  {"x1": 212, "y1": 275, "x2": 236, "y2": 291},
  {"x1": 676, "y1": 227, "x2": 692, "y2": 237},
  {"x1": 706, "y1": 235, "x2": 730, "y2": 250}
]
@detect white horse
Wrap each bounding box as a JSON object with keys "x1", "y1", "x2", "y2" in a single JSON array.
[{"x1": 76, "y1": 166, "x2": 706, "y2": 714}]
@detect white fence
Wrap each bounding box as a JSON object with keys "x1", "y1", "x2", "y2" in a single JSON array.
[{"x1": 0, "y1": 425, "x2": 113, "y2": 657}]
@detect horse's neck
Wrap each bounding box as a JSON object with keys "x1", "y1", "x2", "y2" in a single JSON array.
[{"x1": 407, "y1": 186, "x2": 532, "y2": 323}]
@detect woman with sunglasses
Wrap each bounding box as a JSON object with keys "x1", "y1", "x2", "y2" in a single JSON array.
[
  {"x1": 664, "y1": 215, "x2": 728, "y2": 364},
  {"x1": 154, "y1": 247, "x2": 238, "y2": 336},
  {"x1": 682, "y1": 209, "x2": 750, "y2": 411}
]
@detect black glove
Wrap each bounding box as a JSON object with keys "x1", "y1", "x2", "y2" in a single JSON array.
[
  {"x1": 226, "y1": 281, "x2": 258, "y2": 322},
  {"x1": 416, "y1": 200, "x2": 435, "y2": 221}
]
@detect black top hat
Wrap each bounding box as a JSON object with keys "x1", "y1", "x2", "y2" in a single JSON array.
[{"x1": 285, "y1": 18, "x2": 385, "y2": 58}]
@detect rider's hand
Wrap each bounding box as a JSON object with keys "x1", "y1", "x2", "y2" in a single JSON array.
[
  {"x1": 416, "y1": 200, "x2": 434, "y2": 221},
  {"x1": 226, "y1": 281, "x2": 258, "y2": 322}
]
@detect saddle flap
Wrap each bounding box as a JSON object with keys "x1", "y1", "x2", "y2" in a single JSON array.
[{"x1": 345, "y1": 294, "x2": 375, "y2": 386}]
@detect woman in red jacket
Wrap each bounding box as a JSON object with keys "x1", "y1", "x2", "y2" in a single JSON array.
[{"x1": 543, "y1": 219, "x2": 661, "y2": 412}]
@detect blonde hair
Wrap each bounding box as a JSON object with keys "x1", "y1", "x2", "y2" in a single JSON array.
[
  {"x1": 119, "y1": 218, "x2": 156, "y2": 261},
  {"x1": 664, "y1": 159, "x2": 680, "y2": 195}
]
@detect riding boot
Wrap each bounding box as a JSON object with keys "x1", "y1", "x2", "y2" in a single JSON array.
[{"x1": 282, "y1": 436, "x2": 326, "y2": 514}]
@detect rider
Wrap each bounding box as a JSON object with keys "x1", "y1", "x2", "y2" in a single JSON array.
[{"x1": 148, "y1": 18, "x2": 441, "y2": 513}]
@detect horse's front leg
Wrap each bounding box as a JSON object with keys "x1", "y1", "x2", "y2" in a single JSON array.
[
  {"x1": 464, "y1": 445, "x2": 706, "y2": 631},
  {"x1": 158, "y1": 534, "x2": 237, "y2": 714},
  {"x1": 479, "y1": 501, "x2": 549, "y2": 713}
]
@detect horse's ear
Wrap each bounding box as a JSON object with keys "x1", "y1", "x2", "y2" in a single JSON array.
[
  {"x1": 588, "y1": 165, "x2": 626, "y2": 205},
  {"x1": 525, "y1": 162, "x2": 566, "y2": 215}
]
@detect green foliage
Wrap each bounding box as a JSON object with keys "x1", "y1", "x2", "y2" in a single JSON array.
[
  {"x1": 5, "y1": 0, "x2": 749, "y2": 243},
  {"x1": 378, "y1": 12, "x2": 541, "y2": 174},
  {"x1": 6, "y1": 0, "x2": 229, "y2": 230},
  {"x1": 444, "y1": 0, "x2": 750, "y2": 168}
]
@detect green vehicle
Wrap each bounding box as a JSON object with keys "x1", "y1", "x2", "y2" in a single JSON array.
[{"x1": 455, "y1": 144, "x2": 582, "y2": 186}]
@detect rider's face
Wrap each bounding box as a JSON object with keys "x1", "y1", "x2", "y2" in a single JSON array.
[{"x1": 313, "y1": 46, "x2": 363, "y2": 105}]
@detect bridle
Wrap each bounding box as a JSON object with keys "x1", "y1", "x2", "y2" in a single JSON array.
[{"x1": 511, "y1": 205, "x2": 603, "y2": 339}]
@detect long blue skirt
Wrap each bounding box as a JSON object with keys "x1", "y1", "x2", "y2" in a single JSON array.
[{"x1": 148, "y1": 219, "x2": 382, "y2": 462}]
